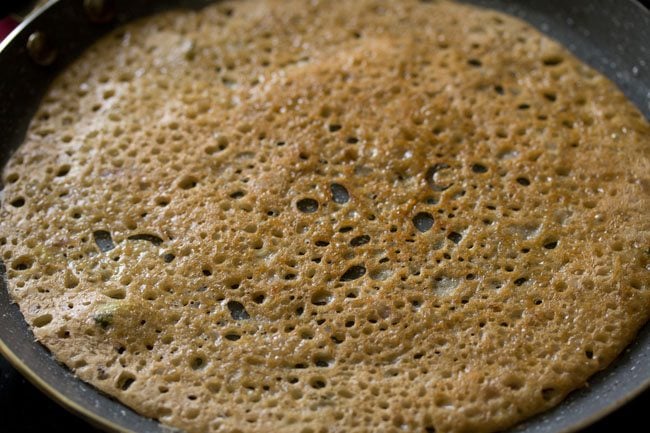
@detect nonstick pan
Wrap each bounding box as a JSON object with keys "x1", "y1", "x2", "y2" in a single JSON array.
[{"x1": 0, "y1": 1, "x2": 649, "y2": 432}]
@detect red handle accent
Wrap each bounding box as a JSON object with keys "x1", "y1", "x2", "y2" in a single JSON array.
[{"x1": 0, "y1": 17, "x2": 18, "y2": 42}]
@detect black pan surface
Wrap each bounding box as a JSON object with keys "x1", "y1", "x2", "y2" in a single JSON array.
[{"x1": 0, "y1": 1, "x2": 648, "y2": 432}]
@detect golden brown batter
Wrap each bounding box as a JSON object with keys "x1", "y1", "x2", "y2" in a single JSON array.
[{"x1": 1, "y1": 1, "x2": 649, "y2": 432}]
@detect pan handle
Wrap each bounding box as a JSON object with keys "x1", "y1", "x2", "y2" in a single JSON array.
[
  {"x1": 0, "y1": 0, "x2": 43, "y2": 41},
  {"x1": 0, "y1": 17, "x2": 18, "y2": 40}
]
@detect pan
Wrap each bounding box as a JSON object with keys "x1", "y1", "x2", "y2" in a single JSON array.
[{"x1": 0, "y1": 1, "x2": 648, "y2": 432}]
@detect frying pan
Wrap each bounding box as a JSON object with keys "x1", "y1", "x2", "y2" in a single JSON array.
[{"x1": 0, "y1": 0, "x2": 648, "y2": 432}]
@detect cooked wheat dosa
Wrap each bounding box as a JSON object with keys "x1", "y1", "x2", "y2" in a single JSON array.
[{"x1": 1, "y1": 1, "x2": 649, "y2": 432}]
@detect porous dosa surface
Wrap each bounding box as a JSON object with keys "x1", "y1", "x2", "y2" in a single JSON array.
[{"x1": 1, "y1": 1, "x2": 649, "y2": 432}]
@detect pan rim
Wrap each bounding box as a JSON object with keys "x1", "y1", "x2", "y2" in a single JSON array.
[
  {"x1": 0, "y1": 1, "x2": 131, "y2": 432},
  {"x1": 0, "y1": 339, "x2": 135, "y2": 433},
  {"x1": 0, "y1": 0, "x2": 56, "y2": 53},
  {"x1": 2, "y1": 325, "x2": 649, "y2": 433}
]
